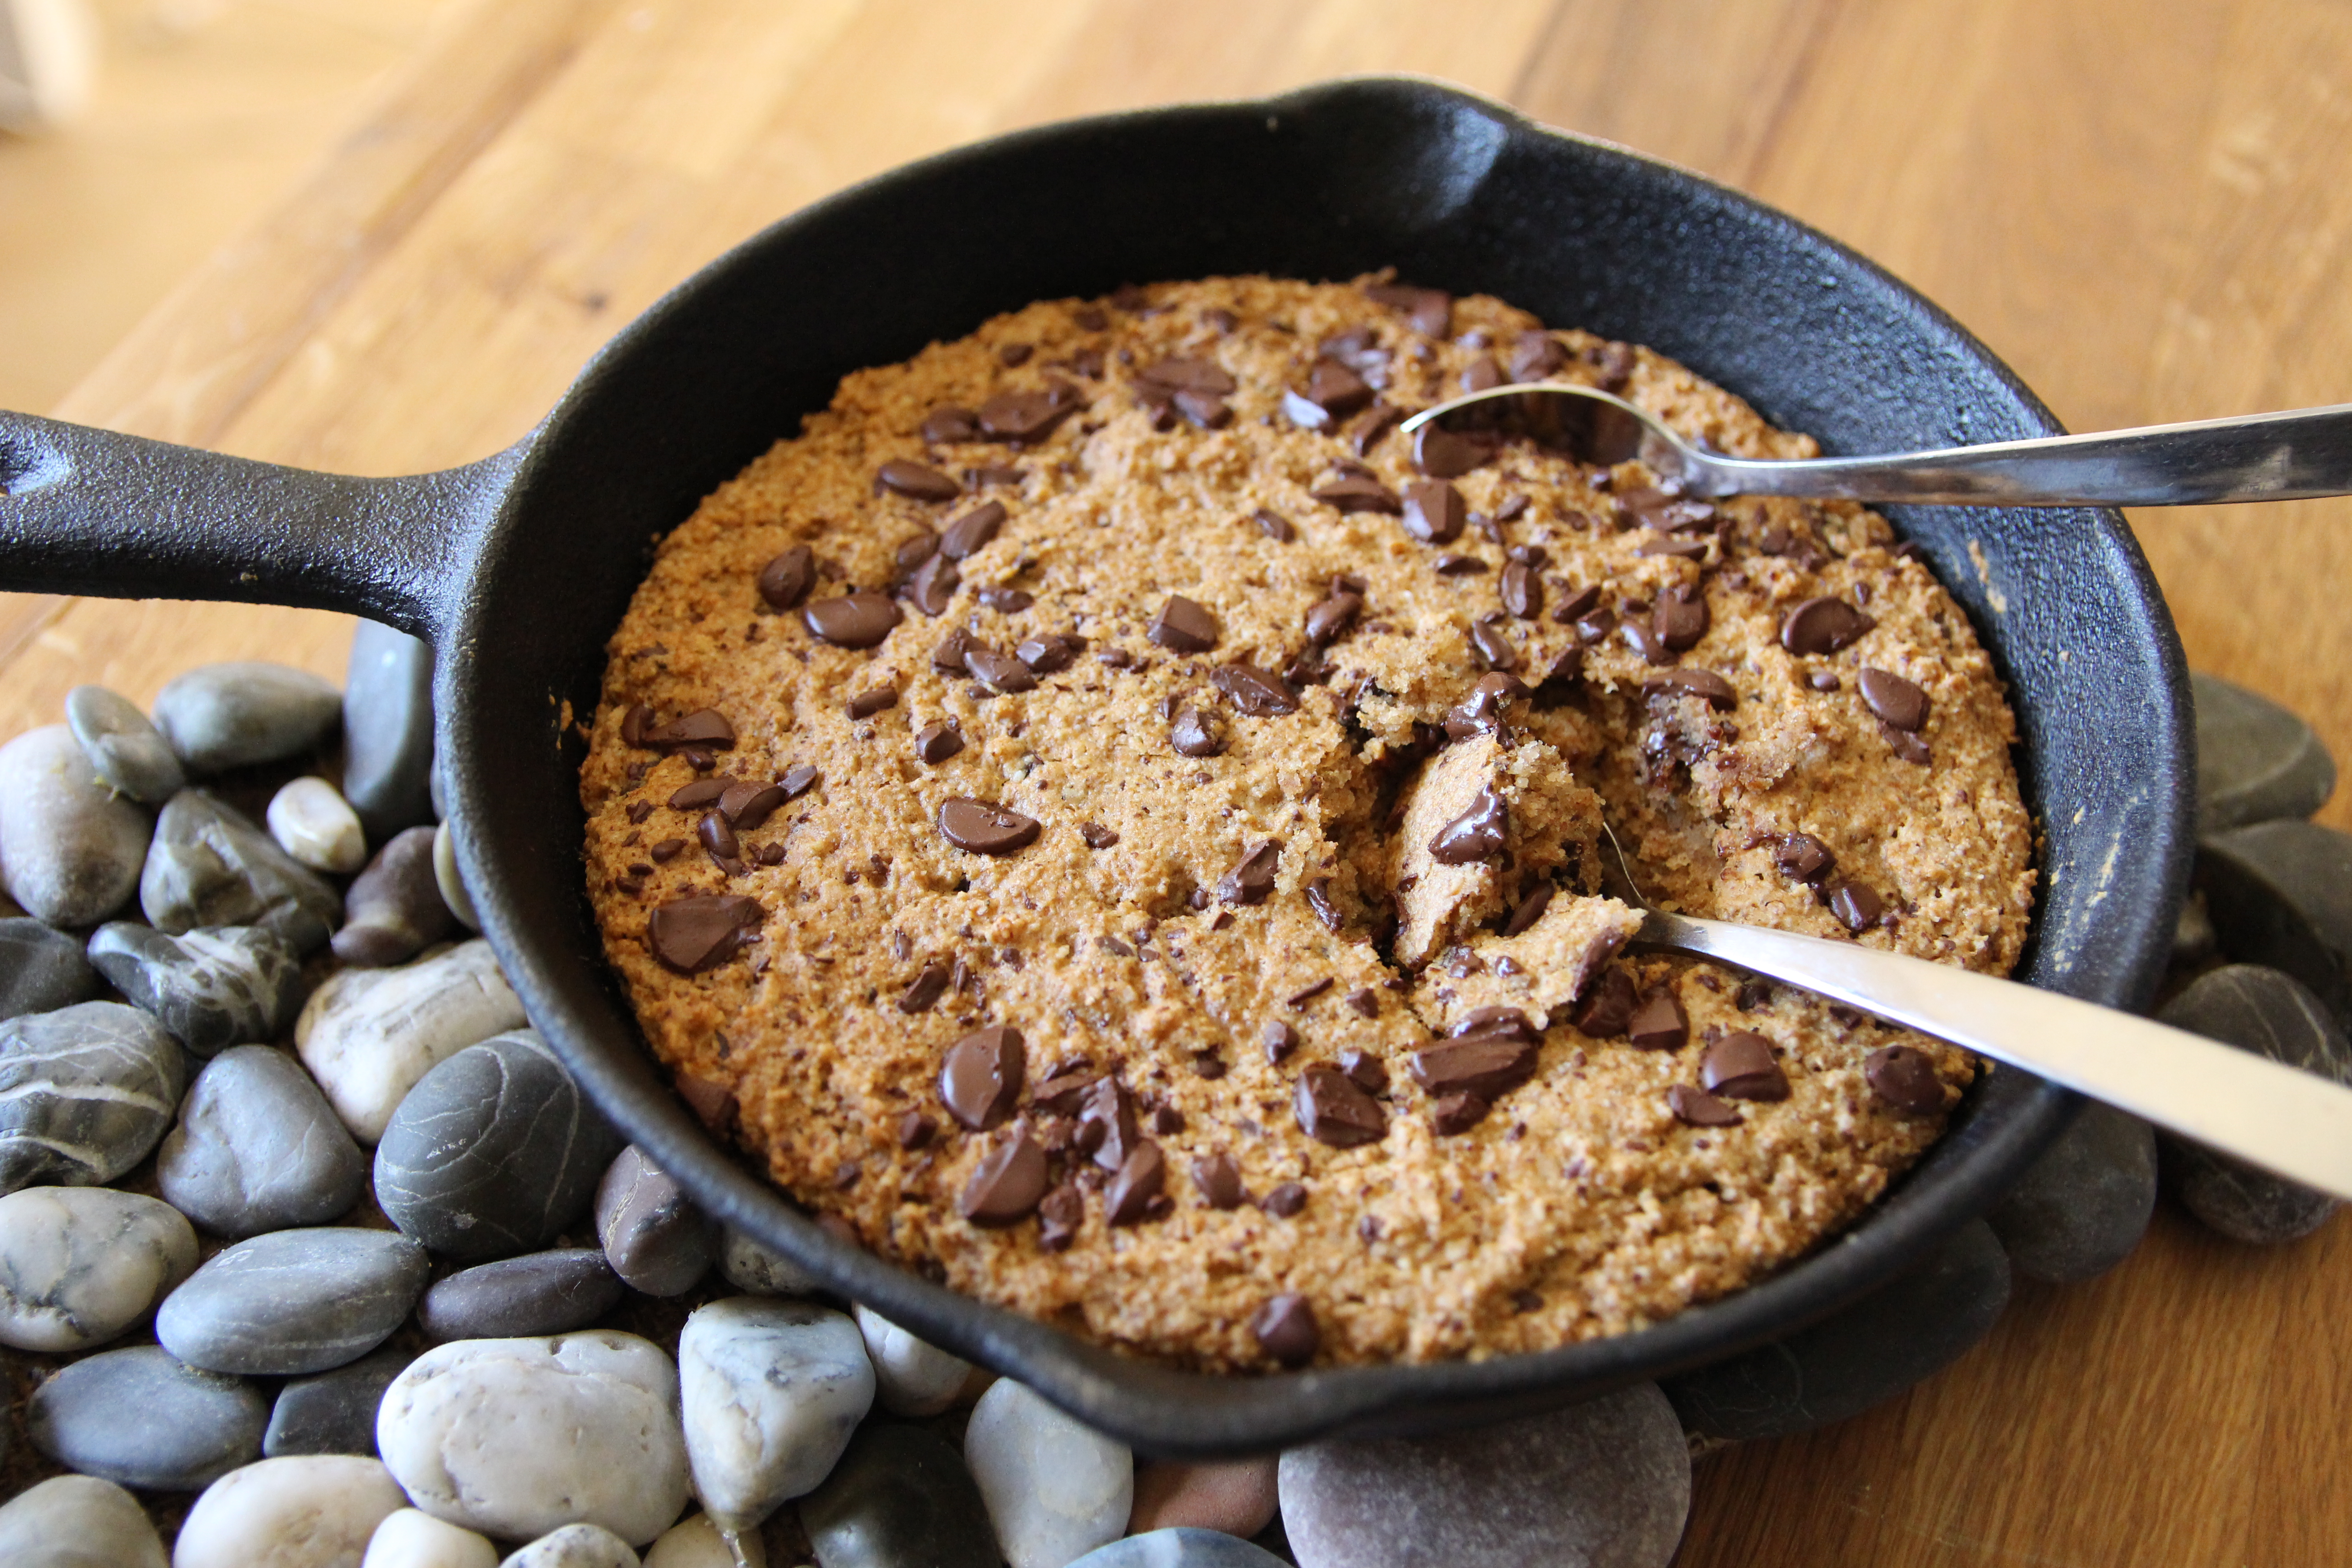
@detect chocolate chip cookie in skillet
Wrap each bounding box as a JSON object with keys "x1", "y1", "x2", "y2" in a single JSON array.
[{"x1": 578, "y1": 274, "x2": 2036, "y2": 1372}]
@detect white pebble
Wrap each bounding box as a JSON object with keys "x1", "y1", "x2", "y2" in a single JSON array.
[
  {"x1": 173, "y1": 1455, "x2": 407, "y2": 1568},
  {"x1": 0, "y1": 1474, "x2": 168, "y2": 1568},
  {"x1": 643, "y1": 1514, "x2": 764, "y2": 1568},
  {"x1": 377, "y1": 1330, "x2": 689, "y2": 1547},
  {"x1": 679, "y1": 1298, "x2": 874, "y2": 1532},
  {"x1": 964, "y1": 1379, "x2": 1132, "y2": 1568},
  {"x1": 716, "y1": 1225, "x2": 818, "y2": 1297},
  {"x1": 364, "y1": 1510, "x2": 498, "y2": 1568},
  {"x1": 267, "y1": 777, "x2": 369, "y2": 874},
  {"x1": 295, "y1": 939, "x2": 524, "y2": 1142},
  {"x1": 434, "y1": 822, "x2": 481, "y2": 931},
  {"x1": 0, "y1": 1186, "x2": 196, "y2": 1352},
  {"x1": 500, "y1": 1524, "x2": 640, "y2": 1568},
  {"x1": 853, "y1": 1303, "x2": 971, "y2": 1417}
]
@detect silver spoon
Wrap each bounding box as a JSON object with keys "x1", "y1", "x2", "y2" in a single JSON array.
[
  {"x1": 1591, "y1": 830, "x2": 2352, "y2": 1201},
  {"x1": 1399, "y1": 383, "x2": 2352, "y2": 505}
]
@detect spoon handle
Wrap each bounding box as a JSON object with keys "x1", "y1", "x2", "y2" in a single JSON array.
[
  {"x1": 1700, "y1": 401, "x2": 2352, "y2": 506},
  {"x1": 1642, "y1": 910, "x2": 2352, "y2": 1200}
]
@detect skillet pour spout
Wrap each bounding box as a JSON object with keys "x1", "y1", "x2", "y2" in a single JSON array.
[{"x1": 0, "y1": 76, "x2": 2192, "y2": 1454}]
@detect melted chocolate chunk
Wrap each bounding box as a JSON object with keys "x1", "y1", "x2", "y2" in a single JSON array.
[
  {"x1": 1500, "y1": 561, "x2": 1543, "y2": 619},
  {"x1": 1654, "y1": 583, "x2": 1709, "y2": 651},
  {"x1": 1443, "y1": 671, "x2": 1528, "y2": 740},
  {"x1": 978, "y1": 389, "x2": 1077, "y2": 443},
  {"x1": 1626, "y1": 989, "x2": 1689, "y2": 1051},
  {"x1": 641, "y1": 710, "x2": 736, "y2": 751},
  {"x1": 1432, "y1": 1091, "x2": 1491, "y2": 1135},
  {"x1": 1078, "y1": 1078, "x2": 1138, "y2": 1172},
  {"x1": 1015, "y1": 635, "x2": 1078, "y2": 674},
  {"x1": 678, "y1": 1075, "x2": 738, "y2": 1135},
  {"x1": 1409, "y1": 1036, "x2": 1537, "y2": 1101},
  {"x1": 937, "y1": 798, "x2": 1042, "y2": 854},
  {"x1": 1782, "y1": 596, "x2": 1875, "y2": 656},
  {"x1": 1509, "y1": 330, "x2": 1568, "y2": 381},
  {"x1": 1294, "y1": 1065, "x2": 1387, "y2": 1147},
  {"x1": 1105, "y1": 1141, "x2": 1167, "y2": 1225},
  {"x1": 1147, "y1": 594, "x2": 1220, "y2": 653},
  {"x1": 647, "y1": 894, "x2": 762, "y2": 974},
  {"x1": 896, "y1": 1111, "x2": 936, "y2": 1150},
  {"x1": 1338, "y1": 1046, "x2": 1387, "y2": 1091},
  {"x1": 1667, "y1": 1084, "x2": 1743, "y2": 1127},
  {"x1": 1830, "y1": 881, "x2": 1884, "y2": 931},
  {"x1": 1312, "y1": 474, "x2": 1403, "y2": 514},
  {"x1": 964, "y1": 647, "x2": 1037, "y2": 695},
  {"x1": 1363, "y1": 282, "x2": 1451, "y2": 336},
  {"x1": 1261, "y1": 1182, "x2": 1307, "y2": 1218},
  {"x1": 1469, "y1": 621, "x2": 1519, "y2": 673},
  {"x1": 1884, "y1": 724, "x2": 1933, "y2": 765},
  {"x1": 1401, "y1": 479, "x2": 1466, "y2": 544},
  {"x1": 1036, "y1": 1181, "x2": 1083, "y2": 1250},
  {"x1": 941, "y1": 500, "x2": 1007, "y2": 559},
  {"x1": 1218, "y1": 840, "x2": 1282, "y2": 906},
  {"x1": 1078, "y1": 822, "x2": 1120, "y2": 849},
  {"x1": 1211, "y1": 663, "x2": 1299, "y2": 716},
  {"x1": 939, "y1": 1025, "x2": 1025, "y2": 1130},
  {"x1": 877, "y1": 459, "x2": 960, "y2": 500},
  {"x1": 957, "y1": 1132, "x2": 1048, "y2": 1225},
  {"x1": 907, "y1": 554, "x2": 961, "y2": 616},
  {"x1": 670, "y1": 778, "x2": 730, "y2": 811},
  {"x1": 1859, "y1": 667, "x2": 1930, "y2": 731},
  {"x1": 779, "y1": 764, "x2": 819, "y2": 799},
  {"x1": 1429, "y1": 786, "x2": 1509, "y2": 865},
  {"x1": 1251, "y1": 1292, "x2": 1320, "y2": 1367},
  {"x1": 921, "y1": 407, "x2": 980, "y2": 443},
  {"x1": 804, "y1": 593, "x2": 903, "y2": 647},
  {"x1": 915, "y1": 723, "x2": 964, "y2": 765},
  {"x1": 1641, "y1": 669, "x2": 1737, "y2": 710},
  {"x1": 1775, "y1": 833, "x2": 1835, "y2": 882},
  {"x1": 1502, "y1": 881, "x2": 1554, "y2": 937},
  {"x1": 1412, "y1": 423, "x2": 1489, "y2": 480},
  {"x1": 1305, "y1": 590, "x2": 1363, "y2": 646},
  {"x1": 1867, "y1": 1044, "x2": 1946, "y2": 1112},
  {"x1": 1170, "y1": 706, "x2": 1224, "y2": 758},
  {"x1": 720, "y1": 781, "x2": 787, "y2": 831},
  {"x1": 1304, "y1": 358, "x2": 1375, "y2": 417},
  {"x1": 846, "y1": 686, "x2": 898, "y2": 720},
  {"x1": 757, "y1": 545, "x2": 815, "y2": 610},
  {"x1": 1254, "y1": 507, "x2": 1295, "y2": 542},
  {"x1": 1137, "y1": 356, "x2": 1237, "y2": 396},
  {"x1": 1192, "y1": 1152, "x2": 1246, "y2": 1209},
  {"x1": 898, "y1": 963, "x2": 951, "y2": 1015},
  {"x1": 1262, "y1": 1020, "x2": 1299, "y2": 1063},
  {"x1": 932, "y1": 627, "x2": 974, "y2": 674},
  {"x1": 1702, "y1": 1031, "x2": 1790, "y2": 1101},
  {"x1": 698, "y1": 811, "x2": 740, "y2": 861}
]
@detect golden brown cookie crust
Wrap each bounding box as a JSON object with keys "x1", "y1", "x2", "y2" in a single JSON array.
[{"x1": 578, "y1": 275, "x2": 2034, "y2": 1370}]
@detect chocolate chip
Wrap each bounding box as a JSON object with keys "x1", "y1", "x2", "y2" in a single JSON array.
[
  {"x1": 1551, "y1": 584, "x2": 1602, "y2": 627},
  {"x1": 1509, "y1": 330, "x2": 1568, "y2": 381},
  {"x1": 757, "y1": 843, "x2": 785, "y2": 867},
  {"x1": 1808, "y1": 671, "x2": 1842, "y2": 691},
  {"x1": 1305, "y1": 878, "x2": 1345, "y2": 934},
  {"x1": 937, "y1": 798, "x2": 1041, "y2": 854},
  {"x1": 1211, "y1": 663, "x2": 1298, "y2": 716},
  {"x1": 1192, "y1": 1152, "x2": 1246, "y2": 1209},
  {"x1": 1034, "y1": 1182, "x2": 1083, "y2": 1251},
  {"x1": 640, "y1": 710, "x2": 736, "y2": 751},
  {"x1": 957, "y1": 1132, "x2": 1048, "y2": 1225},
  {"x1": 898, "y1": 962, "x2": 951, "y2": 1014},
  {"x1": 698, "y1": 811, "x2": 740, "y2": 862},
  {"x1": 757, "y1": 545, "x2": 815, "y2": 609},
  {"x1": 670, "y1": 778, "x2": 730, "y2": 811},
  {"x1": 964, "y1": 647, "x2": 1037, "y2": 694},
  {"x1": 1409, "y1": 1036, "x2": 1537, "y2": 1101},
  {"x1": 647, "y1": 894, "x2": 763, "y2": 973},
  {"x1": 1401, "y1": 479, "x2": 1466, "y2": 544},
  {"x1": 996, "y1": 343, "x2": 1033, "y2": 367},
  {"x1": 1286, "y1": 977, "x2": 1334, "y2": 1008},
  {"x1": 921, "y1": 407, "x2": 980, "y2": 443},
  {"x1": 1883, "y1": 724, "x2": 1932, "y2": 765},
  {"x1": 626, "y1": 800, "x2": 654, "y2": 824},
  {"x1": 1305, "y1": 358, "x2": 1376, "y2": 417},
  {"x1": 1460, "y1": 355, "x2": 1504, "y2": 394},
  {"x1": 1170, "y1": 706, "x2": 1223, "y2": 757},
  {"x1": 714, "y1": 783, "x2": 783, "y2": 833},
  {"x1": 941, "y1": 500, "x2": 1007, "y2": 559},
  {"x1": 1782, "y1": 596, "x2": 1875, "y2": 656},
  {"x1": 1015, "y1": 634, "x2": 1078, "y2": 674},
  {"x1": 978, "y1": 390, "x2": 1076, "y2": 443},
  {"x1": 1655, "y1": 583, "x2": 1709, "y2": 650},
  {"x1": 1251, "y1": 1292, "x2": 1319, "y2": 1367},
  {"x1": 1191, "y1": 1049, "x2": 1228, "y2": 1080},
  {"x1": 1078, "y1": 822, "x2": 1119, "y2": 849},
  {"x1": 648, "y1": 839, "x2": 685, "y2": 863},
  {"x1": 1503, "y1": 881, "x2": 1553, "y2": 936},
  {"x1": 896, "y1": 1111, "x2": 936, "y2": 1150},
  {"x1": 1345, "y1": 988, "x2": 1378, "y2": 1019},
  {"x1": 1254, "y1": 507, "x2": 1294, "y2": 542},
  {"x1": 1147, "y1": 594, "x2": 1219, "y2": 652},
  {"x1": 678, "y1": 1074, "x2": 738, "y2": 1135},
  {"x1": 1305, "y1": 590, "x2": 1362, "y2": 646},
  {"x1": 1306, "y1": 474, "x2": 1398, "y2": 514},
  {"x1": 1432, "y1": 1091, "x2": 1491, "y2": 1135},
  {"x1": 1363, "y1": 282, "x2": 1451, "y2": 336},
  {"x1": 1667, "y1": 1084, "x2": 1743, "y2": 1126},
  {"x1": 878, "y1": 459, "x2": 960, "y2": 500},
  {"x1": 1137, "y1": 356, "x2": 1237, "y2": 396},
  {"x1": 804, "y1": 592, "x2": 903, "y2": 647},
  {"x1": 1262, "y1": 1020, "x2": 1298, "y2": 1063},
  {"x1": 1642, "y1": 669, "x2": 1737, "y2": 710},
  {"x1": 1622, "y1": 615, "x2": 1670, "y2": 666},
  {"x1": 1105, "y1": 1141, "x2": 1167, "y2": 1225},
  {"x1": 915, "y1": 723, "x2": 964, "y2": 764},
  {"x1": 1261, "y1": 1182, "x2": 1307, "y2": 1218},
  {"x1": 1500, "y1": 561, "x2": 1543, "y2": 619},
  {"x1": 779, "y1": 764, "x2": 819, "y2": 799},
  {"x1": 1702, "y1": 1031, "x2": 1790, "y2": 1101},
  {"x1": 1345, "y1": 402, "x2": 1404, "y2": 455},
  {"x1": 1859, "y1": 667, "x2": 1930, "y2": 731},
  {"x1": 1219, "y1": 840, "x2": 1281, "y2": 905},
  {"x1": 1429, "y1": 786, "x2": 1509, "y2": 865},
  {"x1": 1412, "y1": 424, "x2": 1488, "y2": 480},
  {"x1": 1434, "y1": 553, "x2": 1487, "y2": 575},
  {"x1": 1338, "y1": 1046, "x2": 1387, "y2": 1092},
  {"x1": 1830, "y1": 881, "x2": 1884, "y2": 931},
  {"x1": 1627, "y1": 989, "x2": 1689, "y2": 1051},
  {"x1": 1867, "y1": 1044, "x2": 1945, "y2": 1112},
  {"x1": 1294, "y1": 1065, "x2": 1387, "y2": 1147},
  {"x1": 1442, "y1": 671, "x2": 1528, "y2": 740},
  {"x1": 1078, "y1": 1078, "x2": 1138, "y2": 1171},
  {"x1": 906, "y1": 554, "x2": 962, "y2": 616},
  {"x1": 940, "y1": 1025, "x2": 1025, "y2": 1130},
  {"x1": 1774, "y1": 833, "x2": 1835, "y2": 883},
  {"x1": 1469, "y1": 621, "x2": 1519, "y2": 672},
  {"x1": 846, "y1": 686, "x2": 897, "y2": 720}
]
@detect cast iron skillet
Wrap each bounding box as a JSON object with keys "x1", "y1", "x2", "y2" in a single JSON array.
[{"x1": 0, "y1": 78, "x2": 2192, "y2": 1454}]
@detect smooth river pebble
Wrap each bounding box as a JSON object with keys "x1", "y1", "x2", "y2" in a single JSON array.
[
  {"x1": 87, "y1": 920, "x2": 306, "y2": 1057},
  {"x1": 158, "y1": 1044, "x2": 368, "y2": 1238},
  {"x1": 2197, "y1": 819, "x2": 2352, "y2": 1026},
  {"x1": 854, "y1": 1303, "x2": 970, "y2": 1417},
  {"x1": 1279, "y1": 1382, "x2": 1690, "y2": 1568},
  {"x1": 375, "y1": 1030, "x2": 622, "y2": 1261},
  {"x1": 965, "y1": 1378, "x2": 1133, "y2": 1568},
  {"x1": 1665, "y1": 1219, "x2": 2011, "y2": 1441},
  {"x1": 597, "y1": 1145, "x2": 717, "y2": 1296},
  {"x1": 2156, "y1": 963, "x2": 2350, "y2": 1242},
  {"x1": 142, "y1": 789, "x2": 343, "y2": 953},
  {"x1": 644, "y1": 1513, "x2": 765, "y2": 1568},
  {"x1": 365, "y1": 1509, "x2": 500, "y2": 1568},
  {"x1": 502, "y1": 1523, "x2": 643, "y2": 1568},
  {"x1": 0, "y1": 914, "x2": 102, "y2": 1020},
  {"x1": 798, "y1": 1422, "x2": 1000, "y2": 1568},
  {"x1": 419, "y1": 1249, "x2": 622, "y2": 1342},
  {"x1": 153, "y1": 661, "x2": 342, "y2": 773},
  {"x1": 2193, "y1": 670, "x2": 2337, "y2": 832},
  {"x1": 1067, "y1": 1530, "x2": 1289, "y2": 1568},
  {"x1": 0, "y1": 1185, "x2": 196, "y2": 1350},
  {"x1": 681, "y1": 1298, "x2": 876, "y2": 1531},
  {"x1": 377, "y1": 1330, "x2": 691, "y2": 1547},
  {"x1": 435, "y1": 820, "x2": 482, "y2": 931},
  {"x1": 157, "y1": 1225, "x2": 431, "y2": 1375},
  {"x1": 28, "y1": 1343, "x2": 266, "y2": 1489},
  {"x1": 64, "y1": 683, "x2": 185, "y2": 803},
  {"x1": 720, "y1": 1224, "x2": 820, "y2": 1297},
  {"x1": 174, "y1": 1454, "x2": 407, "y2": 1568},
  {"x1": 0, "y1": 724, "x2": 151, "y2": 926},
  {"x1": 1987, "y1": 1101, "x2": 2157, "y2": 1283},
  {"x1": 267, "y1": 1346, "x2": 414, "y2": 1458},
  {"x1": 296, "y1": 938, "x2": 525, "y2": 1143},
  {"x1": 1126, "y1": 1458, "x2": 1280, "y2": 1539},
  {"x1": 0, "y1": 1000, "x2": 185, "y2": 1195},
  {"x1": 0, "y1": 1474, "x2": 170, "y2": 1568},
  {"x1": 334, "y1": 827, "x2": 455, "y2": 967},
  {"x1": 269, "y1": 775, "x2": 370, "y2": 873},
  {"x1": 343, "y1": 621, "x2": 438, "y2": 841}
]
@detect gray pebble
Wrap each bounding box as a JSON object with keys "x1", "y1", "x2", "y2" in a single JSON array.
[
  {"x1": 152, "y1": 661, "x2": 342, "y2": 774},
  {"x1": 265, "y1": 1345, "x2": 412, "y2": 1458},
  {"x1": 1068, "y1": 1529, "x2": 1290, "y2": 1568},
  {"x1": 142, "y1": 789, "x2": 343, "y2": 954},
  {"x1": 436, "y1": 819, "x2": 482, "y2": 931},
  {"x1": 419, "y1": 1248, "x2": 623, "y2": 1342},
  {"x1": 157, "y1": 1225, "x2": 431, "y2": 1375},
  {"x1": 0, "y1": 916, "x2": 102, "y2": 1020},
  {"x1": 965, "y1": 1377, "x2": 1130, "y2": 1568},
  {"x1": 681, "y1": 1298, "x2": 876, "y2": 1532},
  {"x1": 86, "y1": 921, "x2": 306, "y2": 1057},
  {"x1": 799, "y1": 1422, "x2": 1001, "y2": 1568},
  {"x1": 0, "y1": 1186, "x2": 197, "y2": 1351},
  {"x1": 503, "y1": 1523, "x2": 643, "y2": 1568},
  {"x1": 1988, "y1": 1102, "x2": 2157, "y2": 1283},
  {"x1": 266, "y1": 776, "x2": 368, "y2": 872},
  {"x1": 720, "y1": 1223, "x2": 821, "y2": 1297},
  {"x1": 598, "y1": 1145, "x2": 717, "y2": 1296},
  {"x1": 343, "y1": 621, "x2": 438, "y2": 843},
  {"x1": 2193, "y1": 671, "x2": 2336, "y2": 833},
  {"x1": 1279, "y1": 1382, "x2": 1689, "y2": 1568},
  {"x1": 0, "y1": 725, "x2": 151, "y2": 926},
  {"x1": 333, "y1": 825, "x2": 455, "y2": 967},
  {"x1": 65, "y1": 684, "x2": 186, "y2": 804},
  {"x1": 0, "y1": 1474, "x2": 170, "y2": 1568},
  {"x1": 157, "y1": 1044, "x2": 368, "y2": 1238},
  {"x1": 1664, "y1": 1220, "x2": 2012, "y2": 1442},
  {"x1": 2173, "y1": 887, "x2": 2218, "y2": 969},
  {"x1": 2198, "y1": 818, "x2": 2352, "y2": 1027},
  {"x1": 294, "y1": 937, "x2": 524, "y2": 1144},
  {"x1": 376, "y1": 1029, "x2": 622, "y2": 1260},
  {"x1": 2156, "y1": 963, "x2": 2349, "y2": 1242},
  {"x1": 28, "y1": 1343, "x2": 266, "y2": 1490},
  {"x1": 855, "y1": 1303, "x2": 970, "y2": 1417},
  {"x1": 0, "y1": 1000, "x2": 186, "y2": 1195}
]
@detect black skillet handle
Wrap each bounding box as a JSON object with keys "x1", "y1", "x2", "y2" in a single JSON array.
[{"x1": 0, "y1": 409, "x2": 521, "y2": 643}]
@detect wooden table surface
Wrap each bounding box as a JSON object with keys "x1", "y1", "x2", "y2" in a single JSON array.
[{"x1": 9, "y1": 3, "x2": 2349, "y2": 1563}]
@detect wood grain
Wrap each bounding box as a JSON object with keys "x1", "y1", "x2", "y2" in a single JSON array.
[{"x1": 10, "y1": 3, "x2": 2352, "y2": 1562}]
